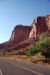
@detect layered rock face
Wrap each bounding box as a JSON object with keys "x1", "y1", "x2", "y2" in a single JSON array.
[
  {"x1": 10, "y1": 25, "x2": 31, "y2": 43},
  {"x1": 29, "y1": 15, "x2": 50, "y2": 39},
  {"x1": 0, "y1": 25, "x2": 32, "y2": 51},
  {"x1": 0, "y1": 15, "x2": 50, "y2": 53}
]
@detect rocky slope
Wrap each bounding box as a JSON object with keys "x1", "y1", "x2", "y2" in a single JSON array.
[
  {"x1": 10, "y1": 25, "x2": 31, "y2": 43},
  {"x1": 29, "y1": 15, "x2": 50, "y2": 39},
  {"x1": 0, "y1": 15, "x2": 50, "y2": 54}
]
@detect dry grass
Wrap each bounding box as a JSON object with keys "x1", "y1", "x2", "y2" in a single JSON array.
[{"x1": 0, "y1": 54, "x2": 45, "y2": 64}]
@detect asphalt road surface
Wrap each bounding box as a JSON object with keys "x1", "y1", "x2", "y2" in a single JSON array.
[{"x1": 0, "y1": 59, "x2": 50, "y2": 75}]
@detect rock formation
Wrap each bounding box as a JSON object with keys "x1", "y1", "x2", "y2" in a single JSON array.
[
  {"x1": 0, "y1": 15, "x2": 50, "y2": 54},
  {"x1": 29, "y1": 15, "x2": 50, "y2": 39},
  {"x1": 10, "y1": 25, "x2": 31, "y2": 44}
]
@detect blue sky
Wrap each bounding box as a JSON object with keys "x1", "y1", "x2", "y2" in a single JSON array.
[{"x1": 0, "y1": 0, "x2": 50, "y2": 43}]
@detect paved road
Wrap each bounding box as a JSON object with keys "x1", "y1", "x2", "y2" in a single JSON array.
[{"x1": 0, "y1": 59, "x2": 50, "y2": 75}]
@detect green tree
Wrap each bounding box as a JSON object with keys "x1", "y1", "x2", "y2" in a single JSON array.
[
  {"x1": 26, "y1": 42, "x2": 41, "y2": 56},
  {"x1": 26, "y1": 46, "x2": 36, "y2": 56},
  {"x1": 26, "y1": 32, "x2": 50, "y2": 62},
  {"x1": 41, "y1": 39, "x2": 50, "y2": 62},
  {"x1": 39, "y1": 32, "x2": 50, "y2": 61}
]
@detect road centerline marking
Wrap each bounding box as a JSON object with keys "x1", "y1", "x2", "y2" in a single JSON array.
[
  {"x1": 6, "y1": 60, "x2": 44, "y2": 75},
  {"x1": 0, "y1": 69, "x2": 3, "y2": 75}
]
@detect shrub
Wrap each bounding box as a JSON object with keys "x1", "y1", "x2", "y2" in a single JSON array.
[{"x1": 26, "y1": 32, "x2": 50, "y2": 63}]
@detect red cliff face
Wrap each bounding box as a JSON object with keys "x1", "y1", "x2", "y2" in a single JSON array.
[
  {"x1": 10, "y1": 25, "x2": 31, "y2": 44},
  {"x1": 0, "y1": 15, "x2": 50, "y2": 53},
  {"x1": 45, "y1": 15, "x2": 50, "y2": 33},
  {"x1": 29, "y1": 15, "x2": 50, "y2": 39}
]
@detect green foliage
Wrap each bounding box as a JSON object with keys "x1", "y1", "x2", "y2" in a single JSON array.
[
  {"x1": 41, "y1": 39, "x2": 50, "y2": 60},
  {"x1": 26, "y1": 46, "x2": 36, "y2": 56},
  {"x1": 39, "y1": 32, "x2": 48, "y2": 42},
  {"x1": 26, "y1": 43, "x2": 41, "y2": 56},
  {"x1": 26, "y1": 32, "x2": 50, "y2": 61},
  {"x1": 39, "y1": 32, "x2": 50, "y2": 60},
  {"x1": 0, "y1": 50, "x2": 8, "y2": 56}
]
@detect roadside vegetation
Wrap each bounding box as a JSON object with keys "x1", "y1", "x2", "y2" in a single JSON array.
[
  {"x1": 0, "y1": 32, "x2": 50, "y2": 64},
  {"x1": 0, "y1": 50, "x2": 8, "y2": 56},
  {"x1": 26, "y1": 32, "x2": 50, "y2": 64}
]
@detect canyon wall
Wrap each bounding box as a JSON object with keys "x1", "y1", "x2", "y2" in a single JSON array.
[
  {"x1": 29, "y1": 15, "x2": 50, "y2": 39},
  {"x1": 0, "y1": 15, "x2": 50, "y2": 53},
  {"x1": 10, "y1": 25, "x2": 31, "y2": 43}
]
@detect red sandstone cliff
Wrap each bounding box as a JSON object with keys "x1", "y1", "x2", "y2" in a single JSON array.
[
  {"x1": 0, "y1": 15, "x2": 50, "y2": 53},
  {"x1": 0, "y1": 25, "x2": 32, "y2": 52},
  {"x1": 29, "y1": 15, "x2": 50, "y2": 39},
  {"x1": 10, "y1": 25, "x2": 31, "y2": 43}
]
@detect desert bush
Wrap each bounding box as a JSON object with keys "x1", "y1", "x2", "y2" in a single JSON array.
[
  {"x1": 26, "y1": 32, "x2": 50, "y2": 63},
  {"x1": 0, "y1": 50, "x2": 8, "y2": 56}
]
